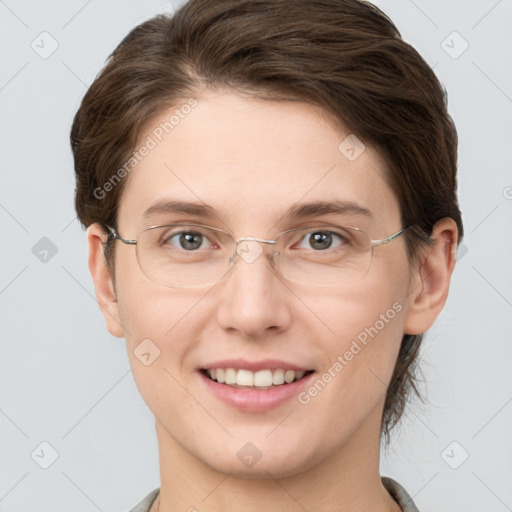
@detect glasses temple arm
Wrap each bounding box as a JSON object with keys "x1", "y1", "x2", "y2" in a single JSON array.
[
  {"x1": 370, "y1": 226, "x2": 409, "y2": 246},
  {"x1": 104, "y1": 226, "x2": 137, "y2": 245}
]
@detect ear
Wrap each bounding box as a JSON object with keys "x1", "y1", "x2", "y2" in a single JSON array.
[
  {"x1": 87, "y1": 223, "x2": 125, "y2": 338},
  {"x1": 403, "y1": 218, "x2": 458, "y2": 335}
]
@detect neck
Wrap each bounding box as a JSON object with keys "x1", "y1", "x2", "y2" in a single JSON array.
[{"x1": 150, "y1": 407, "x2": 400, "y2": 512}]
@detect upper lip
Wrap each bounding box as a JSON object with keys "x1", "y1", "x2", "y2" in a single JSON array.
[{"x1": 199, "y1": 358, "x2": 313, "y2": 372}]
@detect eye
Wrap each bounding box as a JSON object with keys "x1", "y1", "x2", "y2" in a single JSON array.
[
  {"x1": 297, "y1": 230, "x2": 348, "y2": 251},
  {"x1": 162, "y1": 230, "x2": 211, "y2": 251}
]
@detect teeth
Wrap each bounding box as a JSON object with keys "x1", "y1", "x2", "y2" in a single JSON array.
[
  {"x1": 225, "y1": 368, "x2": 237, "y2": 385},
  {"x1": 272, "y1": 368, "x2": 285, "y2": 385},
  {"x1": 236, "y1": 369, "x2": 254, "y2": 386},
  {"x1": 254, "y1": 370, "x2": 273, "y2": 387},
  {"x1": 284, "y1": 370, "x2": 295, "y2": 383},
  {"x1": 205, "y1": 367, "x2": 309, "y2": 388}
]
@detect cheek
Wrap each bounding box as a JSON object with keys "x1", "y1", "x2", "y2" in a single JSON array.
[
  {"x1": 301, "y1": 266, "x2": 407, "y2": 404},
  {"x1": 118, "y1": 283, "x2": 206, "y2": 355},
  {"x1": 289, "y1": 296, "x2": 404, "y2": 455},
  {"x1": 112, "y1": 250, "x2": 210, "y2": 403},
  {"x1": 116, "y1": 281, "x2": 206, "y2": 419},
  {"x1": 113, "y1": 248, "x2": 194, "y2": 342}
]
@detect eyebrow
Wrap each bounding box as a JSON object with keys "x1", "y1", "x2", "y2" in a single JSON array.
[{"x1": 142, "y1": 199, "x2": 373, "y2": 225}]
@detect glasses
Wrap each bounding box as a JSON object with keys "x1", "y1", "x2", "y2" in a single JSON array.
[{"x1": 105, "y1": 223, "x2": 409, "y2": 289}]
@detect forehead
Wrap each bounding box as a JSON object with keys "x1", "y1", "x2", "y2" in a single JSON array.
[{"x1": 117, "y1": 91, "x2": 400, "y2": 233}]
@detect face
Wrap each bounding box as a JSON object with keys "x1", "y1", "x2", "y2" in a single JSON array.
[{"x1": 98, "y1": 90, "x2": 419, "y2": 478}]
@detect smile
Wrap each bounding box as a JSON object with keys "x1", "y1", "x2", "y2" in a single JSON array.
[{"x1": 203, "y1": 368, "x2": 313, "y2": 389}]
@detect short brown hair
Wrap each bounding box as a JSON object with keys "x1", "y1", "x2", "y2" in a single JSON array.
[{"x1": 70, "y1": 0, "x2": 463, "y2": 443}]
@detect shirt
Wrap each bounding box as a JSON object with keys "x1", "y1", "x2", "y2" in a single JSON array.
[{"x1": 129, "y1": 476, "x2": 419, "y2": 511}]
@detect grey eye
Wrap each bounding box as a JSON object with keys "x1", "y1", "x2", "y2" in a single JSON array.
[
  {"x1": 298, "y1": 231, "x2": 345, "y2": 251},
  {"x1": 164, "y1": 231, "x2": 208, "y2": 251}
]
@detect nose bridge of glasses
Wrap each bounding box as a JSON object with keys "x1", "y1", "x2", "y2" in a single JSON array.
[
  {"x1": 234, "y1": 236, "x2": 277, "y2": 245},
  {"x1": 229, "y1": 236, "x2": 278, "y2": 266}
]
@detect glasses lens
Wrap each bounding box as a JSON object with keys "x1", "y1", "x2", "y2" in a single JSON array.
[
  {"x1": 135, "y1": 224, "x2": 373, "y2": 288},
  {"x1": 136, "y1": 224, "x2": 233, "y2": 288},
  {"x1": 275, "y1": 225, "x2": 372, "y2": 286}
]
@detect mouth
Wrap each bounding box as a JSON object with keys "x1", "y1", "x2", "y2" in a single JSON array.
[{"x1": 200, "y1": 367, "x2": 315, "y2": 390}]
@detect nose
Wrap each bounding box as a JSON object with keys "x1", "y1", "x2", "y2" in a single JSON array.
[{"x1": 215, "y1": 238, "x2": 292, "y2": 338}]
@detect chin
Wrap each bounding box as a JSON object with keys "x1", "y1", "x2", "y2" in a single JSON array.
[
  {"x1": 192, "y1": 436, "x2": 324, "y2": 480},
  {"x1": 204, "y1": 456, "x2": 312, "y2": 480}
]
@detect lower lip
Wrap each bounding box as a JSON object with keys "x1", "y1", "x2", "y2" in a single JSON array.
[{"x1": 199, "y1": 371, "x2": 315, "y2": 411}]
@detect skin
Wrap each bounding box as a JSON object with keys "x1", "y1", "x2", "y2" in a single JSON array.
[{"x1": 87, "y1": 89, "x2": 457, "y2": 511}]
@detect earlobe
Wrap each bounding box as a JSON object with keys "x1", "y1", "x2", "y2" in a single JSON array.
[
  {"x1": 87, "y1": 223, "x2": 125, "y2": 338},
  {"x1": 403, "y1": 218, "x2": 458, "y2": 335}
]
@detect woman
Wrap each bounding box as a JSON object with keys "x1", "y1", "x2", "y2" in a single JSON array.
[{"x1": 70, "y1": 0, "x2": 463, "y2": 510}]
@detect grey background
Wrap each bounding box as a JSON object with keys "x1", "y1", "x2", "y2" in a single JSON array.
[{"x1": 0, "y1": 0, "x2": 511, "y2": 510}]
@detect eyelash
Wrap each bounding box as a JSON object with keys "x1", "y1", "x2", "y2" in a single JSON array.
[{"x1": 160, "y1": 228, "x2": 350, "y2": 251}]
